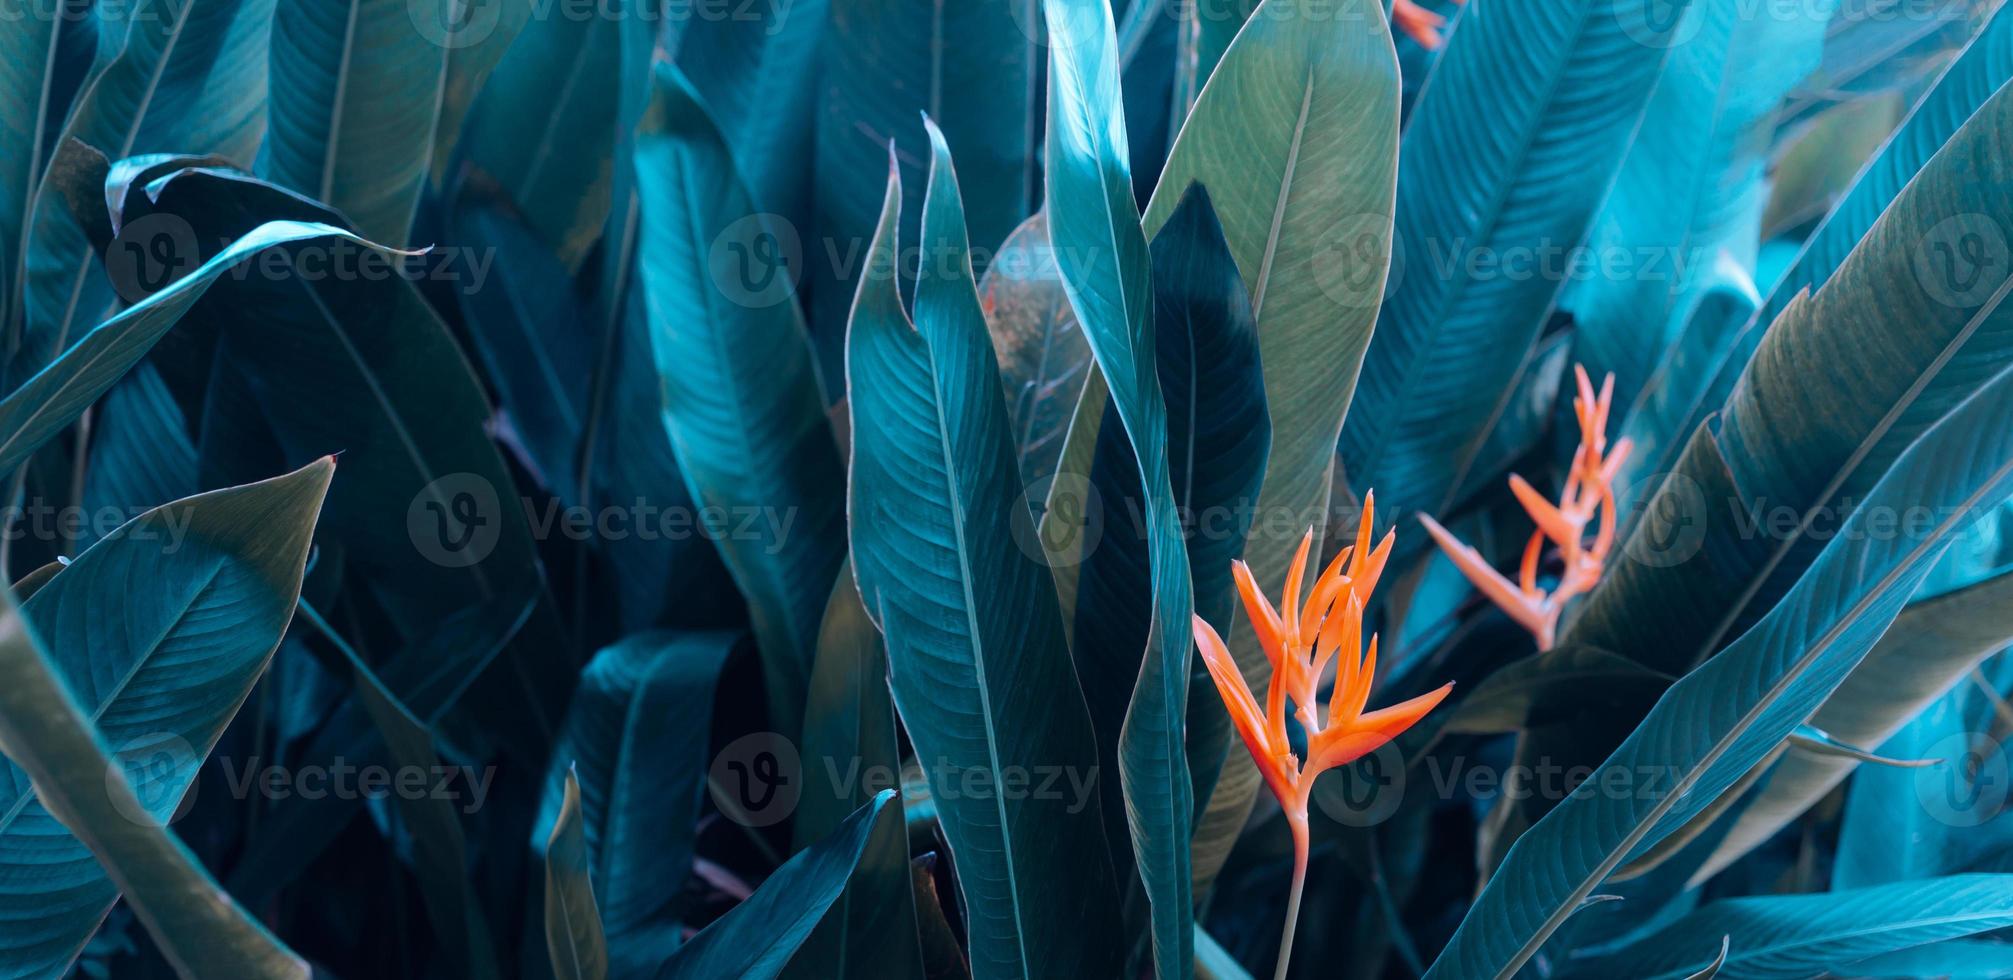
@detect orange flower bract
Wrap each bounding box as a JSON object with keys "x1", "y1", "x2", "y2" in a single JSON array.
[{"x1": 1191, "y1": 492, "x2": 1454, "y2": 980}]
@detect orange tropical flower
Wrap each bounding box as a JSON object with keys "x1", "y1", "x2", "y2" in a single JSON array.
[
  {"x1": 1192, "y1": 491, "x2": 1453, "y2": 980},
  {"x1": 1420, "y1": 365, "x2": 1632, "y2": 649}
]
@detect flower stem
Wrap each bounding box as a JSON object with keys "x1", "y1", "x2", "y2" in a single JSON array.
[{"x1": 1275, "y1": 812, "x2": 1311, "y2": 980}]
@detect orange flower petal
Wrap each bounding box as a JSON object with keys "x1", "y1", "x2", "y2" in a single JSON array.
[
  {"x1": 1194, "y1": 616, "x2": 1270, "y2": 759},
  {"x1": 1232, "y1": 560, "x2": 1285, "y2": 670},
  {"x1": 1281, "y1": 529, "x2": 1314, "y2": 649},
  {"x1": 1420, "y1": 514, "x2": 1551, "y2": 639}
]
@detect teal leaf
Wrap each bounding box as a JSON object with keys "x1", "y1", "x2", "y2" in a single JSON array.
[
  {"x1": 1560, "y1": 875, "x2": 2013, "y2": 979},
  {"x1": 674, "y1": 0, "x2": 829, "y2": 225},
  {"x1": 846, "y1": 151, "x2": 1124, "y2": 978},
  {"x1": 1139, "y1": 0, "x2": 1399, "y2": 898},
  {"x1": 785, "y1": 565, "x2": 924, "y2": 980},
  {"x1": 1831, "y1": 682, "x2": 2007, "y2": 889},
  {"x1": 1041, "y1": 2, "x2": 1196, "y2": 972},
  {"x1": 811, "y1": 0, "x2": 1039, "y2": 380},
  {"x1": 0, "y1": 0, "x2": 96, "y2": 339},
  {"x1": 1340, "y1": 0, "x2": 1692, "y2": 527},
  {"x1": 1426, "y1": 362, "x2": 2013, "y2": 978},
  {"x1": 654, "y1": 791, "x2": 899, "y2": 980},
  {"x1": 1564, "y1": 0, "x2": 1835, "y2": 418},
  {"x1": 546, "y1": 770, "x2": 610, "y2": 980},
  {"x1": 15, "y1": 0, "x2": 275, "y2": 382},
  {"x1": 1626, "y1": 5, "x2": 2013, "y2": 496},
  {"x1": 261, "y1": 0, "x2": 449, "y2": 245},
  {"x1": 633, "y1": 62, "x2": 847, "y2": 737},
  {"x1": 535, "y1": 632, "x2": 737, "y2": 948},
  {"x1": 0, "y1": 458, "x2": 332, "y2": 978}
]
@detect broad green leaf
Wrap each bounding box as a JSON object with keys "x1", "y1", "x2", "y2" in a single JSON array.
[
  {"x1": 785, "y1": 565, "x2": 924, "y2": 980},
  {"x1": 978, "y1": 210, "x2": 1091, "y2": 498},
  {"x1": 1168, "y1": 0, "x2": 1255, "y2": 123},
  {"x1": 128, "y1": 169, "x2": 563, "y2": 718},
  {"x1": 846, "y1": 152, "x2": 1124, "y2": 979},
  {"x1": 1, "y1": 0, "x2": 97, "y2": 340},
  {"x1": 0, "y1": 221, "x2": 395, "y2": 479},
  {"x1": 535, "y1": 632, "x2": 737, "y2": 947},
  {"x1": 633, "y1": 62, "x2": 847, "y2": 737},
  {"x1": 1071, "y1": 183, "x2": 1268, "y2": 903},
  {"x1": 0, "y1": 458, "x2": 331, "y2": 978},
  {"x1": 14, "y1": 0, "x2": 275, "y2": 382},
  {"x1": 1339, "y1": 0, "x2": 1687, "y2": 529},
  {"x1": 1426, "y1": 362, "x2": 2013, "y2": 979},
  {"x1": 654, "y1": 791, "x2": 899, "y2": 980},
  {"x1": 1438, "y1": 645, "x2": 1673, "y2": 736},
  {"x1": 1140, "y1": 0, "x2": 1399, "y2": 898},
  {"x1": 1559, "y1": 875, "x2": 2013, "y2": 979},
  {"x1": 226, "y1": 587, "x2": 539, "y2": 905},
  {"x1": 430, "y1": 0, "x2": 534, "y2": 185},
  {"x1": 1042, "y1": 2, "x2": 1196, "y2": 971},
  {"x1": 1623, "y1": 5, "x2": 2013, "y2": 498},
  {"x1": 546, "y1": 770, "x2": 610, "y2": 980},
  {"x1": 458, "y1": 0, "x2": 648, "y2": 269},
  {"x1": 674, "y1": 0, "x2": 829, "y2": 225},
  {"x1": 812, "y1": 0, "x2": 1039, "y2": 380},
  {"x1": 261, "y1": 0, "x2": 449, "y2": 245},
  {"x1": 1829, "y1": 679, "x2": 2011, "y2": 890},
  {"x1": 1699, "y1": 567, "x2": 2013, "y2": 880},
  {"x1": 1565, "y1": 78, "x2": 2013, "y2": 674},
  {"x1": 1563, "y1": 0, "x2": 1834, "y2": 419}
]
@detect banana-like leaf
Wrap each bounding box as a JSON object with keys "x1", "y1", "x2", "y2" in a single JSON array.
[
  {"x1": 785, "y1": 565, "x2": 924, "y2": 980},
  {"x1": 1339, "y1": 0, "x2": 1687, "y2": 528},
  {"x1": 535, "y1": 632, "x2": 736, "y2": 949},
  {"x1": 1840, "y1": 938, "x2": 2013, "y2": 978},
  {"x1": 1168, "y1": 0, "x2": 1255, "y2": 122},
  {"x1": 1139, "y1": 0, "x2": 1399, "y2": 898},
  {"x1": 0, "y1": 221, "x2": 392, "y2": 477},
  {"x1": 349, "y1": 649, "x2": 500, "y2": 980},
  {"x1": 978, "y1": 210, "x2": 1091, "y2": 498},
  {"x1": 14, "y1": 0, "x2": 274, "y2": 381},
  {"x1": 0, "y1": 0, "x2": 96, "y2": 338},
  {"x1": 1439, "y1": 644, "x2": 1674, "y2": 736},
  {"x1": 1625, "y1": 5, "x2": 2013, "y2": 497},
  {"x1": 227, "y1": 587, "x2": 539, "y2": 905},
  {"x1": 674, "y1": 0, "x2": 829, "y2": 225},
  {"x1": 846, "y1": 151, "x2": 1124, "y2": 979},
  {"x1": 1563, "y1": 0, "x2": 1834, "y2": 415},
  {"x1": 1558, "y1": 875, "x2": 2013, "y2": 979},
  {"x1": 812, "y1": 0, "x2": 1039, "y2": 378},
  {"x1": 633, "y1": 63, "x2": 847, "y2": 738},
  {"x1": 262, "y1": 0, "x2": 449, "y2": 245},
  {"x1": 1426, "y1": 362, "x2": 2013, "y2": 979},
  {"x1": 458, "y1": 0, "x2": 650, "y2": 269},
  {"x1": 0, "y1": 458, "x2": 331, "y2": 978},
  {"x1": 654, "y1": 791, "x2": 899, "y2": 980},
  {"x1": 79, "y1": 363, "x2": 195, "y2": 548},
  {"x1": 1698, "y1": 567, "x2": 2013, "y2": 880},
  {"x1": 1071, "y1": 182, "x2": 1267, "y2": 897},
  {"x1": 1830, "y1": 680, "x2": 2010, "y2": 890},
  {"x1": 430, "y1": 0, "x2": 533, "y2": 185},
  {"x1": 1043, "y1": 2, "x2": 1197, "y2": 972},
  {"x1": 546, "y1": 770, "x2": 610, "y2": 980},
  {"x1": 1565, "y1": 78, "x2": 2013, "y2": 671}
]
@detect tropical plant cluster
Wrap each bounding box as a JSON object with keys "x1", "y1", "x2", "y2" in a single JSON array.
[{"x1": 3, "y1": 0, "x2": 2013, "y2": 978}]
